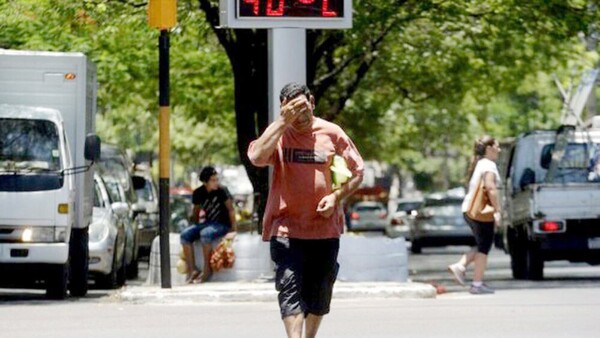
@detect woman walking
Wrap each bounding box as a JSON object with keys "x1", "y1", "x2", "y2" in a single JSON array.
[{"x1": 448, "y1": 136, "x2": 501, "y2": 294}]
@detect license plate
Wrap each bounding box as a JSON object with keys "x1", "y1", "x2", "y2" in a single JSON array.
[{"x1": 588, "y1": 238, "x2": 600, "y2": 249}]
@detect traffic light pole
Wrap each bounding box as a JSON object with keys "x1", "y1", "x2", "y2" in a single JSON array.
[{"x1": 158, "y1": 29, "x2": 172, "y2": 288}]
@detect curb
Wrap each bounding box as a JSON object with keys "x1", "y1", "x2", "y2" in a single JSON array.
[{"x1": 114, "y1": 282, "x2": 437, "y2": 304}]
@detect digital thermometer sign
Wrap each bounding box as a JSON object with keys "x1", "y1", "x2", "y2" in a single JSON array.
[
  {"x1": 238, "y1": 0, "x2": 344, "y2": 18},
  {"x1": 219, "y1": 0, "x2": 352, "y2": 29}
]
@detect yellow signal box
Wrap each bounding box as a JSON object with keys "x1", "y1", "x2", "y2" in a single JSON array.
[{"x1": 148, "y1": 0, "x2": 177, "y2": 29}]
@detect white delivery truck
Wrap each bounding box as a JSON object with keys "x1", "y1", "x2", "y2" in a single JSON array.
[{"x1": 0, "y1": 50, "x2": 100, "y2": 298}]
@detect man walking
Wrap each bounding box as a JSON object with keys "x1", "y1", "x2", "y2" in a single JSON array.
[{"x1": 247, "y1": 83, "x2": 364, "y2": 338}]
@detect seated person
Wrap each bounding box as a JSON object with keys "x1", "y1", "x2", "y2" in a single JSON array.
[{"x1": 180, "y1": 166, "x2": 236, "y2": 283}]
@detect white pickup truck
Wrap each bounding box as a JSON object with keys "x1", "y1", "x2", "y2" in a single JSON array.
[
  {"x1": 496, "y1": 120, "x2": 600, "y2": 280},
  {"x1": 0, "y1": 50, "x2": 100, "y2": 298}
]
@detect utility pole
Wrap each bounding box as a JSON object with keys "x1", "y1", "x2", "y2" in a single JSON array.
[
  {"x1": 148, "y1": 0, "x2": 177, "y2": 289},
  {"x1": 586, "y1": 3, "x2": 598, "y2": 119}
]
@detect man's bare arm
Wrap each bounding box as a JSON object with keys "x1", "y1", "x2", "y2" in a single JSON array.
[
  {"x1": 333, "y1": 174, "x2": 363, "y2": 202},
  {"x1": 248, "y1": 96, "x2": 309, "y2": 164}
]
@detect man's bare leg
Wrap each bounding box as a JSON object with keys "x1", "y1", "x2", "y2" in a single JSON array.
[
  {"x1": 197, "y1": 243, "x2": 213, "y2": 282},
  {"x1": 182, "y1": 243, "x2": 198, "y2": 283},
  {"x1": 304, "y1": 314, "x2": 323, "y2": 338},
  {"x1": 283, "y1": 313, "x2": 304, "y2": 338}
]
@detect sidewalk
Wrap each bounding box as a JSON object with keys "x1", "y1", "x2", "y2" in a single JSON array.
[{"x1": 115, "y1": 281, "x2": 437, "y2": 304}]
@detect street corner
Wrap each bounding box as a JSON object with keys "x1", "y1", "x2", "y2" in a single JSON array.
[
  {"x1": 113, "y1": 281, "x2": 437, "y2": 305},
  {"x1": 113, "y1": 282, "x2": 278, "y2": 304},
  {"x1": 332, "y1": 282, "x2": 437, "y2": 300}
]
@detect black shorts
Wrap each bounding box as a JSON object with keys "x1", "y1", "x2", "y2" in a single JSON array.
[
  {"x1": 463, "y1": 213, "x2": 494, "y2": 255},
  {"x1": 270, "y1": 237, "x2": 340, "y2": 319}
]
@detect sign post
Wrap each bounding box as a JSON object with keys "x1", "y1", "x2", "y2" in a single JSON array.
[{"x1": 148, "y1": 0, "x2": 177, "y2": 289}]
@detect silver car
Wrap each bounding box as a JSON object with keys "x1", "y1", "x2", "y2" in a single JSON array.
[
  {"x1": 409, "y1": 194, "x2": 475, "y2": 254},
  {"x1": 347, "y1": 201, "x2": 388, "y2": 232},
  {"x1": 89, "y1": 175, "x2": 126, "y2": 288},
  {"x1": 133, "y1": 171, "x2": 159, "y2": 258},
  {"x1": 385, "y1": 197, "x2": 424, "y2": 239}
]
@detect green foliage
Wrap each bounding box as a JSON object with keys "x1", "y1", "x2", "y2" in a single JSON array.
[
  {"x1": 0, "y1": 0, "x2": 236, "y2": 171},
  {"x1": 317, "y1": 0, "x2": 599, "y2": 190},
  {"x1": 2, "y1": 0, "x2": 598, "y2": 191}
]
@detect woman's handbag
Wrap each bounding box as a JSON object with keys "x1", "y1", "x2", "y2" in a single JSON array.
[{"x1": 466, "y1": 177, "x2": 495, "y2": 222}]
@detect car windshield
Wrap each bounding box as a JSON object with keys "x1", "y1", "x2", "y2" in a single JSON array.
[
  {"x1": 396, "y1": 202, "x2": 422, "y2": 212},
  {"x1": 0, "y1": 118, "x2": 61, "y2": 172},
  {"x1": 541, "y1": 143, "x2": 600, "y2": 183},
  {"x1": 355, "y1": 204, "x2": 384, "y2": 212},
  {"x1": 136, "y1": 179, "x2": 154, "y2": 201},
  {"x1": 422, "y1": 202, "x2": 465, "y2": 226},
  {"x1": 104, "y1": 181, "x2": 122, "y2": 202}
]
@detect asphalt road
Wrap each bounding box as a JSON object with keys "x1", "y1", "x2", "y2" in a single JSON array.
[
  {"x1": 408, "y1": 245, "x2": 600, "y2": 293},
  {"x1": 2, "y1": 244, "x2": 600, "y2": 337}
]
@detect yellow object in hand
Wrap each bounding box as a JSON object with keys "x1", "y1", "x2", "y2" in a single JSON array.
[{"x1": 330, "y1": 155, "x2": 352, "y2": 189}]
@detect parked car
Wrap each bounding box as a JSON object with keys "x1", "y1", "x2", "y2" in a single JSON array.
[
  {"x1": 98, "y1": 144, "x2": 143, "y2": 279},
  {"x1": 133, "y1": 170, "x2": 159, "y2": 258},
  {"x1": 347, "y1": 201, "x2": 388, "y2": 232},
  {"x1": 385, "y1": 197, "x2": 424, "y2": 239},
  {"x1": 409, "y1": 193, "x2": 475, "y2": 254},
  {"x1": 89, "y1": 174, "x2": 126, "y2": 289},
  {"x1": 170, "y1": 194, "x2": 194, "y2": 233},
  {"x1": 102, "y1": 175, "x2": 140, "y2": 279}
]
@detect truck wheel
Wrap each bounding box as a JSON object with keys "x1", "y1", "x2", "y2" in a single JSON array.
[
  {"x1": 69, "y1": 228, "x2": 89, "y2": 297},
  {"x1": 96, "y1": 243, "x2": 119, "y2": 289},
  {"x1": 46, "y1": 263, "x2": 68, "y2": 300},
  {"x1": 526, "y1": 241, "x2": 544, "y2": 280},
  {"x1": 508, "y1": 227, "x2": 527, "y2": 279}
]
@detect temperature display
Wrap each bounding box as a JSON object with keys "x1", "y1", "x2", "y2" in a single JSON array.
[{"x1": 238, "y1": 0, "x2": 344, "y2": 18}]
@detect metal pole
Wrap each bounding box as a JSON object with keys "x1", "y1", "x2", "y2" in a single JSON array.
[
  {"x1": 268, "y1": 28, "x2": 307, "y2": 124},
  {"x1": 158, "y1": 29, "x2": 172, "y2": 288}
]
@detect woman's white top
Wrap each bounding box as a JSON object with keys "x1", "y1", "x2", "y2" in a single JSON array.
[{"x1": 461, "y1": 158, "x2": 501, "y2": 212}]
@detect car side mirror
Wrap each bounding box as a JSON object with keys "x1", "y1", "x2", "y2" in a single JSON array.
[
  {"x1": 111, "y1": 202, "x2": 129, "y2": 218},
  {"x1": 84, "y1": 134, "x2": 101, "y2": 162}
]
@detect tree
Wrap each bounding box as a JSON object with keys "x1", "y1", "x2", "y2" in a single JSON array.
[
  {"x1": 0, "y1": 0, "x2": 238, "y2": 169},
  {"x1": 197, "y1": 0, "x2": 598, "y2": 203}
]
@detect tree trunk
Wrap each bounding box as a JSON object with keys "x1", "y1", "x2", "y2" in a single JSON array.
[{"x1": 229, "y1": 32, "x2": 270, "y2": 235}]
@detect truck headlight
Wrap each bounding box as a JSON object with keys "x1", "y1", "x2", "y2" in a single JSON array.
[{"x1": 21, "y1": 227, "x2": 55, "y2": 242}]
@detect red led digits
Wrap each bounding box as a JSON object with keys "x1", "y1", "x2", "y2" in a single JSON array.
[
  {"x1": 322, "y1": 0, "x2": 337, "y2": 17},
  {"x1": 243, "y1": 0, "x2": 259, "y2": 15},
  {"x1": 239, "y1": 0, "x2": 340, "y2": 18},
  {"x1": 266, "y1": 0, "x2": 284, "y2": 16}
]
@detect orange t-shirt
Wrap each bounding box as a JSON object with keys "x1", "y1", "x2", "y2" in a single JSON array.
[{"x1": 248, "y1": 117, "x2": 364, "y2": 241}]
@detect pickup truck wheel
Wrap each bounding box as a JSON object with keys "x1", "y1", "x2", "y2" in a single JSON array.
[
  {"x1": 508, "y1": 227, "x2": 527, "y2": 280},
  {"x1": 526, "y1": 241, "x2": 544, "y2": 280},
  {"x1": 69, "y1": 228, "x2": 89, "y2": 297},
  {"x1": 46, "y1": 263, "x2": 68, "y2": 300}
]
